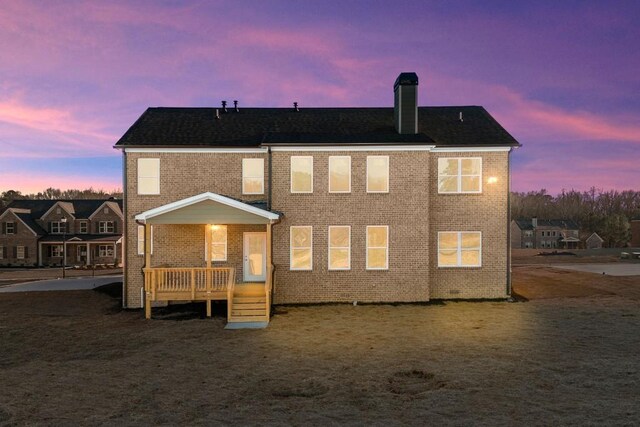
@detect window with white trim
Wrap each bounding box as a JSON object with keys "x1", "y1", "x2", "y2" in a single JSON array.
[
  {"x1": 79, "y1": 221, "x2": 88, "y2": 234},
  {"x1": 207, "y1": 225, "x2": 227, "y2": 262},
  {"x1": 366, "y1": 226, "x2": 388, "y2": 270},
  {"x1": 137, "y1": 158, "x2": 160, "y2": 195},
  {"x1": 291, "y1": 156, "x2": 313, "y2": 193},
  {"x1": 99, "y1": 221, "x2": 114, "y2": 233},
  {"x1": 99, "y1": 245, "x2": 114, "y2": 258},
  {"x1": 290, "y1": 226, "x2": 312, "y2": 270},
  {"x1": 51, "y1": 245, "x2": 63, "y2": 257},
  {"x1": 242, "y1": 158, "x2": 264, "y2": 194},
  {"x1": 438, "y1": 232, "x2": 482, "y2": 267},
  {"x1": 328, "y1": 226, "x2": 350, "y2": 270},
  {"x1": 437, "y1": 157, "x2": 482, "y2": 193},
  {"x1": 16, "y1": 246, "x2": 25, "y2": 259},
  {"x1": 367, "y1": 156, "x2": 389, "y2": 193},
  {"x1": 6, "y1": 222, "x2": 15, "y2": 234},
  {"x1": 329, "y1": 156, "x2": 351, "y2": 193},
  {"x1": 50, "y1": 221, "x2": 64, "y2": 234},
  {"x1": 137, "y1": 225, "x2": 154, "y2": 255}
]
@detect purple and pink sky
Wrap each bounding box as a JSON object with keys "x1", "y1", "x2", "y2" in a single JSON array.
[{"x1": 1, "y1": 0, "x2": 639, "y2": 195}]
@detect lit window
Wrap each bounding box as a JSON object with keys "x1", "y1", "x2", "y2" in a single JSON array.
[
  {"x1": 16, "y1": 246, "x2": 25, "y2": 259},
  {"x1": 438, "y1": 232, "x2": 481, "y2": 267},
  {"x1": 51, "y1": 245, "x2": 63, "y2": 257},
  {"x1": 329, "y1": 156, "x2": 351, "y2": 193},
  {"x1": 137, "y1": 225, "x2": 154, "y2": 256},
  {"x1": 208, "y1": 225, "x2": 227, "y2": 262},
  {"x1": 79, "y1": 221, "x2": 88, "y2": 234},
  {"x1": 99, "y1": 245, "x2": 114, "y2": 258},
  {"x1": 242, "y1": 158, "x2": 264, "y2": 194},
  {"x1": 6, "y1": 222, "x2": 15, "y2": 234},
  {"x1": 328, "y1": 226, "x2": 350, "y2": 270},
  {"x1": 366, "y1": 226, "x2": 388, "y2": 270},
  {"x1": 437, "y1": 158, "x2": 482, "y2": 193},
  {"x1": 291, "y1": 156, "x2": 313, "y2": 193},
  {"x1": 99, "y1": 221, "x2": 114, "y2": 234},
  {"x1": 367, "y1": 156, "x2": 389, "y2": 193},
  {"x1": 290, "y1": 226, "x2": 312, "y2": 270},
  {"x1": 137, "y1": 158, "x2": 160, "y2": 195}
]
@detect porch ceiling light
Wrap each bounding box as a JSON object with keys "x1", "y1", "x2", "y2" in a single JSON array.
[
  {"x1": 211, "y1": 224, "x2": 220, "y2": 230},
  {"x1": 487, "y1": 176, "x2": 498, "y2": 184}
]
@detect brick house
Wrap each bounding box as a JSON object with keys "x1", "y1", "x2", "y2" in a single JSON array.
[
  {"x1": 115, "y1": 72, "x2": 520, "y2": 326},
  {"x1": 511, "y1": 218, "x2": 580, "y2": 249},
  {"x1": 0, "y1": 199, "x2": 123, "y2": 267}
]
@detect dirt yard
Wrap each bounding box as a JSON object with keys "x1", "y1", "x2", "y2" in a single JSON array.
[{"x1": 0, "y1": 268, "x2": 639, "y2": 425}]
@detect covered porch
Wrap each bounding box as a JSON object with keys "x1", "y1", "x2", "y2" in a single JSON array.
[{"x1": 136, "y1": 192, "x2": 280, "y2": 327}]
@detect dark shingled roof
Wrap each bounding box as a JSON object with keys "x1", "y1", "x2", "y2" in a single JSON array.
[
  {"x1": 2, "y1": 199, "x2": 123, "y2": 220},
  {"x1": 514, "y1": 218, "x2": 580, "y2": 230},
  {"x1": 114, "y1": 106, "x2": 520, "y2": 148}
]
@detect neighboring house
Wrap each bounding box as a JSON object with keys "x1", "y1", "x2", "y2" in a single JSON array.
[
  {"x1": 511, "y1": 218, "x2": 580, "y2": 249},
  {"x1": 115, "y1": 72, "x2": 521, "y2": 326},
  {"x1": 631, "y1": 217, "x2": 640, "y2": 247},
  {"x1": 0, "y1": 199, "x2": 123, "y2": 267},
  {"x1": 585, "y1": 232, "x2": 604, "y2": 249}
]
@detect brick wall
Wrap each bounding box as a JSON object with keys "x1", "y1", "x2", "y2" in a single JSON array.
[{"x1": 0, "y1": 211, "x2": 38, "y2": 266}]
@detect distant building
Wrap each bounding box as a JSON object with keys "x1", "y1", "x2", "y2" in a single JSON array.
[
  {"x1": 0, "y1": 199, "x2": 122, "y2": 267},
  {"x1": 511, "y1": 218, "x2": 580, "y2": 249},
  {"x1": 631, "y1": 216, "x2": 640, "y2": 247},
  {"x1": 585, "y1": 232, "x2": 604, "y2": 249}
]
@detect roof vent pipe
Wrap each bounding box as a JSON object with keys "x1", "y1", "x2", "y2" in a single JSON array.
[
  {"x1": 459, "y1": 111, "x2": 463, "y2": 122},
  {"x1": 233, "y1": 100, "x2": 239, "y2": 112},
  {"x1": 221, "y1": 100, "x2": 227, "y2": 113},
  {"x1": 293, "y1": 102, "x2": 299, "y2": 112},
  {"x1": 215, "y1": 109, "x2": 220, "y2": 119}
]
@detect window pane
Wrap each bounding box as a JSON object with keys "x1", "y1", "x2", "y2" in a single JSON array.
[
  {"x1": 211, "y1": 226, "x2": 226, "y2": 244},
  {"x1": 242, "y1": 158, "x2": 263, "y2": 177},
  {"x1": 367, "y1": 227, "x2": 387, "y2": 247},
  {"x1": 329, "y1": 227, "x2": 349, "y2": 247},
  {"x1": 461, "y1": 232, "x2": 481, "y2": 249},
  {"x1": 291, "y1": 157, "x2": 312, "y2": 192},
  {"x1": 461, "y1": 176, "x2": 480, "y2": 192},
  {"x1": 291, "y1": 248, "x2": 312, "y2": 269},
  {"x1": 367, "y1": 248, "x2": 387, "y2": 269},
  {"x1": 329, "y1": 157, "x2": 350, "y2": 192},
  {"x1": 461, "y1": 250, "x2": 480, "y2": 266},
  {"x1": 438, "y1": 249, "x2": 458, "y2": 266},
  {"x1": 243, "y1": 178, "x2": 263, "y2": 194},
  {"x1": 291, "y1": 227, "x2": 312, "y2": 248},
  {"x1": 211, "y1": 244, "x2": 226, "y2": 261},
  {"x1": 367, "y1": 156, "x2": 389, "y2": 192},
  {"x1": 137, "y1": 226, "x2": 144, "y2": 254},
  {"x1": 138, "y1": 159, "x2": 159, "y2": 195},
  {"x1": 438, "y1": 176, "x2": 458, "y2": 193},
  {"x1": 438, "y1": 158, "x2": 458, "y2": 176},
  {"x1": 461, "y1": 158, "x2": 481, "y2": 175},
  {"x1": 329, "y1": 249, "x2": 350, "y2": 269},
  {"x1": 439, "y1": 232, "x2": 458, "y2": 250},
  {"x1": 138, "y1": 177, "x2": 158, "y2": 194}
]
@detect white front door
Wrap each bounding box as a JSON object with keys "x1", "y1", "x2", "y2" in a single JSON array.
[{"x1": 243, "y1": 232, "x2": 266, "y2": 282}]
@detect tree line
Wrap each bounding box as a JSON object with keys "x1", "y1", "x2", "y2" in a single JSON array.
[
  {"x1": 0, "y1": 188, "x2": 123, "y2": 209},
  {"x1": 511, "y1": 188, "x2": 640, "y2": 247}
]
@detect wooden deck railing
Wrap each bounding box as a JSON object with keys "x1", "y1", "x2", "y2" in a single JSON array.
[{"x1": 143, "y1": 267, "x2": 235, "y2": 319}]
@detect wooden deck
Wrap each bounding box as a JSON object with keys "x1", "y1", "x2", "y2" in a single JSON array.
[{"x1": 143, "y1": 267, "x2": 271, "y2": 324}]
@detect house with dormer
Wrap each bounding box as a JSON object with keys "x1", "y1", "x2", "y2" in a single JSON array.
[
  {"x1": 0, "y1": 199, "x2": 123, "y2": 267},
  {"x1": 115, "y1": 72, "x2": 520, "y2": 327}
]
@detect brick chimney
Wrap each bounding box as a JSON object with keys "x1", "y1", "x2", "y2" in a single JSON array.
[{"x1": 394, "y1": 72, "x2": 419, "y2": 134}]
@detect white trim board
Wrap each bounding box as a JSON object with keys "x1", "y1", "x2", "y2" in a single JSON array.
[
  {"x1": 122, "y1": 145, "x2": 513, "y2": 153},
  {"x1": 269, "y1": 145, "x2": 435, "y2": 152},
  {"x1": 431, "y1": 147, "x2": 512, "y2": 152},
  {"x1": 124, "y1": 148, "x2": 268, "y2": 153}
]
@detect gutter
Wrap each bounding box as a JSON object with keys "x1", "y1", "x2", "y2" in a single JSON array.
[
  {"x1": 506, "y1": 148, "x2": 513, "y2": 297},
  {"x1": 267, "y1": 146, "x2": 273, "y2": 211},
  {"x1": 122, "y1": 150, "x2": 128, "y2": 309}
]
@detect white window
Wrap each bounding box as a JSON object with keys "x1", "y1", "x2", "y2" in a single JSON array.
[
  {"x1": 99, "y1": 245, "x2": 114, "y2": 258},
  {"x1": 367, "y1": 156, "x2": 389, "y2": 193},
  {"x1": 290, "y1": 156, "x2": 313, "y2": 193},
  {"x1": 329, "y1": 156, "x2": 351, "y2": 193},
  {"x1": 6, "y1": 222, "x2": 15, "y2": 234},
  {"x1": 137, "y1": 158, "x2": 160, "y2": 195},
  {"x1": 0, "y1": 245, "x2": 4, "y2": 259},
  {"x1": 50, "y1": 221, "x2": 64, "y2": 234},
  {"x1": 438, "y1": 232, "x2": 482, "y2": 267},
  {"x1": 207, "y1": 225, "x2": 227, "y2": 262},
  {"x1": 99, "y1": 221, "x2": 114, "y2": 234},
  {"x1": 16, "y1": 246, "x2": 25, "y2": 259},
  {"x1": 437, "y1": 157, "x2": 482, "y2": 193},
  {"x1": 51, "y1": 245, "x2": 63, "y2": 257},
  {"x1": 328, "y1": 226, "x2": 350, "y2": 270},
  {"x1": 366, "y1": 226, "x2": 388, "y2": 270},
  {"x1": 137, "y1": 225, "x2": 154, "y2": 255},
  {"x1": 79, "y1": 221, "x2": 88, "y2": 234},
  {"x1": 242, "y1": 158, "x2": 264, "y2": 194},
  {"x1": 290, "y1": 226, "x2": 312, "y2": 270}
]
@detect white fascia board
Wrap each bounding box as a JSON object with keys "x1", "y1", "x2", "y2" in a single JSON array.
[
  {"x1": 135, "y1": 192, "x2": 280, "y2": 223},
  {"x1": 431, "y1": 146, "x2": 512, "y2": 153},
  {"x1": 124, "y1": 147, "x2": 268, "y2": 153},
  {"x1": 269, "y1": 145, "x2": 435, "y2": 152}
]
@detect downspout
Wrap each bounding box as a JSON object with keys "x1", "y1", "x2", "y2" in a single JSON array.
[
  {"x1": 267, "y1": 146, "x2": 272, "y2": 211},
  {"x1": 122, "y1": 149, "x2": 128, "y2": 309},
  {"x1": 506, "y1": 149, "x2": 512, "y2": 297}
]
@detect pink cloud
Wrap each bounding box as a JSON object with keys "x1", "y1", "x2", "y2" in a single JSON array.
[{"x1": 0, "y1": 172, "x2": 121, "y2": 194}]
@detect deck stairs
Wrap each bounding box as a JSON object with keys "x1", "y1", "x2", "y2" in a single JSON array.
[{"x1": 226, "y1": 283, "x2": 270, "y2": 328}]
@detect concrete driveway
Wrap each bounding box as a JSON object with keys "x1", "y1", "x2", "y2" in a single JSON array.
[
  {"x1": 551, "y1": 263, "x2": 640, "y2": 276},
  {"x1": 0, "y1": 275, "x2": 122, "y2": 293}
]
